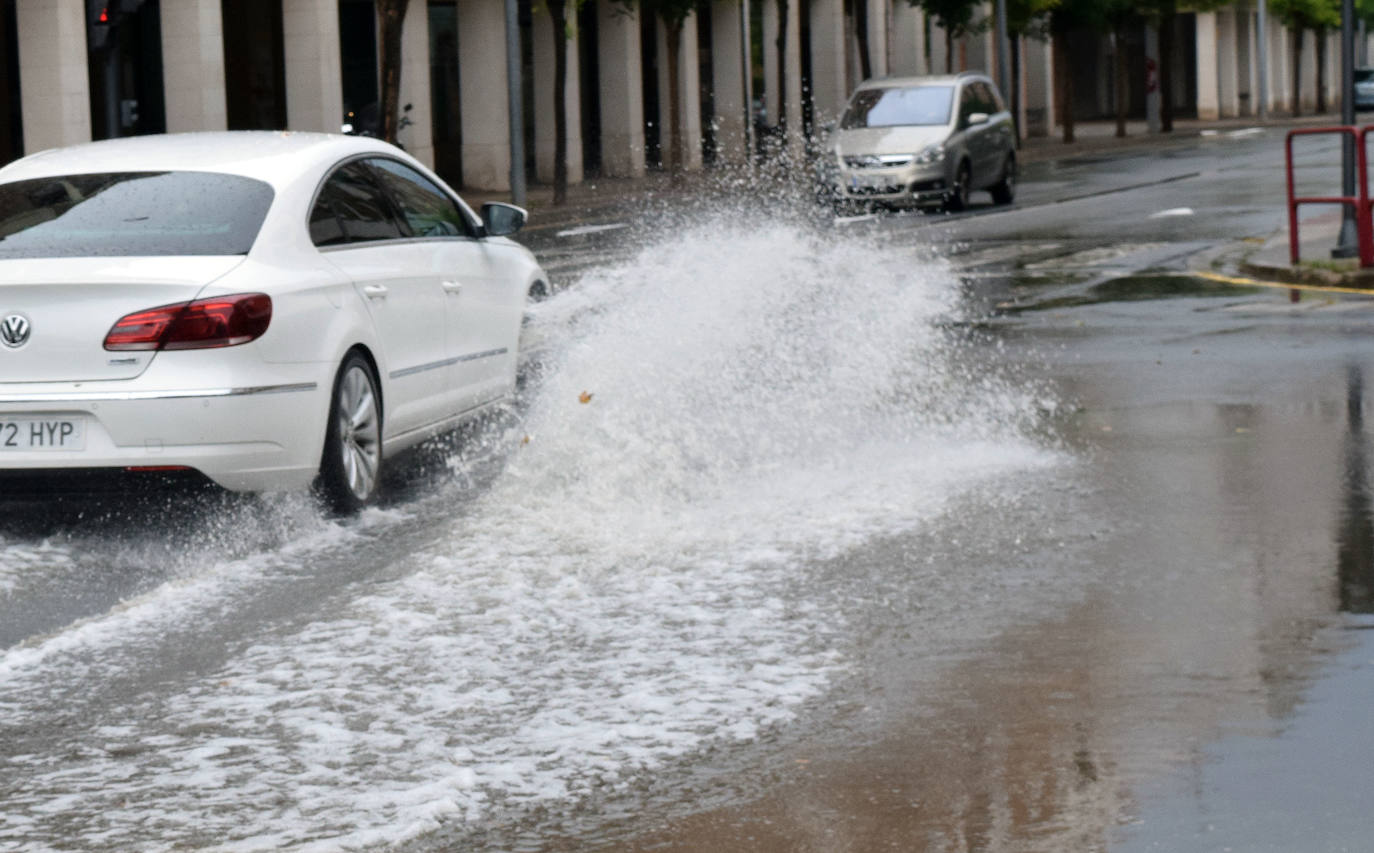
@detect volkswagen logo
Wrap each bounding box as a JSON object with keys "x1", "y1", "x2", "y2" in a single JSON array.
[{"x1": 0, "y1": 313, "x2": 31, "y2": 349}]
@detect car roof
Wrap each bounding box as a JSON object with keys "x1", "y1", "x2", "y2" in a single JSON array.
[
  {"x1": 0, "y1": 131, "x2": 399, "y2": 189},
  {"x1": 854, "y1": 72, "x2": 989, "y2": 92}
]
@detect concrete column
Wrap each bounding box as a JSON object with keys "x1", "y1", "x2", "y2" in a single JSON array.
[
  {"x1": 456, "y1": 0, "x2": 511, "y2": 190},
  {"x1": 711, "y1": 0, "x2": 749, "y2": 164},
  {"x1": 1300, "y1": 29, "x2": 1317, "y2": 112},
  {"x1": 1024, "y1": 29, "x2": 1052, "y2": 137},
  {"x1": 1195, "y1": 10, "x2": 1220, "y2": 120},
  {"x1": 283, "y1": 0, "x2": 343, "y2": 133},
  {"x1": 1324, "y1": 29, "x2": 1339, "y2": 112},
  {"x1": 533, "y1": 11, "x2": 583, "y2": 183},
  {"x1": 1236, "y1": 8, "x2": 1254, "y2": 116},
  {"x1": 160, "y1": 0, "x2": 227, "y2": 133},
  {"x1": 762, "y1": 0, "x2": 802, "y2": 154},
  {"x1": 866, "y1": 0, "x2": 888, "y2": 77},
  {"x1": 961, "y1": 22, "x2": 991, "y2": 72},
  {"x1": 1217, "y1": 8, "x2": 1239, "y2": 117},
  {"x1": 1271, "y1": 21, "x2": 1290, "y2": 114},
  {"x1": 809, "y1": 0, "x2": 847, "y2": 123},
  {"x1": 656, "y1": 16, "x2": 702, "y2": 171},
  {"x1": 929, "y1": 20, "x2": 949, "y2": 74},
  {"x1": 399, "y1": 4, "x2": 435, "y2": 167},
  {"x1": 889, "y1": 2, "x2": 925, "y2": 77},
  {"x1": 597, "y1": 0, "x2": 645, "y2": 177},
  {"x1": 16, "y1": 0, "x2": 90, "y2": 151}
]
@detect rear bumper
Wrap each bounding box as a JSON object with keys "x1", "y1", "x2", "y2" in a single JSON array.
[{"x1": 0, "y1": 366, "x2": 332, "y2": 492}]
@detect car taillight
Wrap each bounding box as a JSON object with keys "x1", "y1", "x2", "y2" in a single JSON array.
[{"x1": 104, "y1": 293, "x2": 272, "y2": 351}]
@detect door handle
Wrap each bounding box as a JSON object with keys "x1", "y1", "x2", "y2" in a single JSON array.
[
  {"x1": 441, "y1": 280, "x2": 464, "y2": 295},
  {"x1": 362, "y1": 284, "x2": 388, "y2": 299}
]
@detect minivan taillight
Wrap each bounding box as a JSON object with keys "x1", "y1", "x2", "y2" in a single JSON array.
[{"x1": 104, "y1": 293, "x2": 272, "y2": 351}]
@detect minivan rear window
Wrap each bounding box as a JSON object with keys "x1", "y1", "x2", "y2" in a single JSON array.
[
  {"x1": 842, "y1": 85, "x2": 954, "y2": 129},
  {"x1": 0, "y1": 171, "x2": 274, "y2": 258}
]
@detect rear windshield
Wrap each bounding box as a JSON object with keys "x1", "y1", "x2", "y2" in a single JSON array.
[
  {"x1": 841, "y1": 86, "x2": 954, "y2": 129},
  {"x1": 1358, "y1": 68, "x2": 1374, "y2": 83},
  {"x1": 0, "y1": 171, "x2": 274, "y2": 258}
]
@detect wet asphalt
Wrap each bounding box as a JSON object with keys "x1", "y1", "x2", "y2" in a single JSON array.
[{"x1": 501, "y1": 127, "x2": 1374, "y2": 851}]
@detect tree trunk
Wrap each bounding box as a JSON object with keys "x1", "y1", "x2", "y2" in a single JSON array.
[
  {"x1": 377, "y1": 0, "x2": 411, "y2": 145},
  {"x1": 1115, "y1": 28, "x2": 1128, "y2": 138},
  {"x1": 1054, "y1": 31, "x2": 1074, "y2": 143},
  {"x1": 945, "y1": 26, "x2": 953, "y2": 74},
  {"x1": 1316, "y1": 26, "x2": 1328, "y2": 114},
  {"x1": 550, "y1": 0, "x2": 569, "y2": 204},
  {"x1": 1293, "y1": 27, "x2": 1303, "y2": 117},
  {"x1": 854, "y1": 0, "x2": 872, "y2": 80},
  {"x1": 666, "y1": 19, "x2": 686, "y2": 181},
  {"x1": 775, "y1": 0, "x2": 788, "y2": 133},
  {"x1": 1160, "y1": 0, "x2": 1174, "y2": 132}
]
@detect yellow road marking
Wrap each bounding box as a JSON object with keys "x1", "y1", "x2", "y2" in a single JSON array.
[{"x1": 1194, "y1": 269, "x2": 1374, "y2": 297}]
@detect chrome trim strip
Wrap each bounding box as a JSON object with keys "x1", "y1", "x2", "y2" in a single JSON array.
[
  {"x1": 390, "y1": 357, "x2": 459, "y2": 380},
  {"x1": 388, "y1": 347, "x2": 509, "y2": 380},
  {"x1": 0, "y1": 382, "x2": 318, "y2": 404}
]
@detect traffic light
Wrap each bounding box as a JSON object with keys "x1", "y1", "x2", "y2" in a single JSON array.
[{"x1": 86, "y1": 0, "x2": 147, "y2": 52}]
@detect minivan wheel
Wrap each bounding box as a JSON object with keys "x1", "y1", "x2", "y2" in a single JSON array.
[
  {"x1": 318, "y1": 352, "x2": 382, "y2": 513},
  {"x1": 946, "y1": 161, "x2": 971, "y2": 212},
  {"x1": 990, "y1": 154, "x2": 1016, "y2": 205}
]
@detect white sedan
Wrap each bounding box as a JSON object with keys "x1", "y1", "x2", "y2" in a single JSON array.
[{"x1": 0, "y1": 132, "x2": 548, "y2": 510}]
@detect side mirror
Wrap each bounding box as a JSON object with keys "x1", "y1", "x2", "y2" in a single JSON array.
[
  {"x1": 481, "y1": 202, "x2": 527, "y2": 237},
  {"x1": 967, "y1": 112, "x2": 990, "y2": 127}
]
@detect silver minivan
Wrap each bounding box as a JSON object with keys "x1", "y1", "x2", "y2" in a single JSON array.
[{"x1": 825, "y1": 72, "x2": 1016, "y2": 212}]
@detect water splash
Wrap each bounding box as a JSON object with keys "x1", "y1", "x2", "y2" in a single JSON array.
[{"x1": 0, "y1": 217, "x2": 1064, "y2": 851}]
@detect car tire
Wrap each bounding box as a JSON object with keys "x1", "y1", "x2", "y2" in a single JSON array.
[
  {"x1": 318, "y1": 351, "x2": 383, "y2": 513},
  {"x1": 946, "y1": 161, "x2": 971, "y2": 212},
  {"x1": 990, "y1": 155, "x2": 1016, "y2": 205}
]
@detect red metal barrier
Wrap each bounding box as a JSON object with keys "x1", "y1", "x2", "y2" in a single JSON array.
[{"x1": 1285, "y1": 126, "x2": 1373, "y2": 268}]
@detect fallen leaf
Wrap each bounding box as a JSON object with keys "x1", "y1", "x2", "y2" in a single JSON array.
[
  {"x1": 521, "y1": 435, "x2": 532, "y2": 445},
  {"x1": 579, "y1": 391, "x2": 593, "y2": 404}
]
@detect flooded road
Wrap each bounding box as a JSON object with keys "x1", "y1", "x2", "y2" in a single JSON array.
[{"x1": 3, "y1": 127, "x2": 1372, "y2": 851}]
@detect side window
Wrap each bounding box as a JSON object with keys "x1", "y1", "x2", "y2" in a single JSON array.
[
  {"x1": 366, "y1": 158, "x2": 472, "y2": 238},
  {"x1": 958, "y1": 85, "x2": 977, "y2": 126},
  {"x1": 309, "y1": 162, "x2": 405, "y2": 246},
  {"x1": 983, "y1": 81, "x2": 1006, "y2": 114}
]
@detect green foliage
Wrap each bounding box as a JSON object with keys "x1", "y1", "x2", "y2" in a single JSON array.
[
  {"x1": 1269, "y1": 0, "x2": 1341, "y2": 30},
  {"x1": 1006, "y1": 0, "x2": 1057, "y2": 38},
  {"x1": 912, "y1": 0, "x2": 987, "y2": 41}
]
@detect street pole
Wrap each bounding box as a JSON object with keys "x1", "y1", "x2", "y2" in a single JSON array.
[
  {"x1": 1334, "y1": 0, "x2": 1358, "y2": 258},
  {"x1": 1257, "y1": 0, "x2": 1269, "y2": 121},
  {"x1": 504, "y1": 0, "x2": 526, "y2": 208}
]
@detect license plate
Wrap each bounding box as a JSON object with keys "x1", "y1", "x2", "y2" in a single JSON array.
[
  {"x1": 0, "y1": 417, "x2": 86, "y2": 451},
  {"x1": 850, "y1": 174, "x2": 895, "y2": 191}
]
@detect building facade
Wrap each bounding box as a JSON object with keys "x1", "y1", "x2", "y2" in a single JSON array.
[{"x1": 0, "y1": 0, "x2": 1362, "y2": 192}]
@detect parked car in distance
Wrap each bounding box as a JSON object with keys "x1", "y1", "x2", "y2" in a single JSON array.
[
  {"x1": 0, "y1": 131, "x2": 548, "y2": 511},
  {"x1": 1356, "y1": 68, "x2": 1374, "y2": 111},
  {"x1": 823, "y1": 72, "x2": 1017, "y2": 213}
]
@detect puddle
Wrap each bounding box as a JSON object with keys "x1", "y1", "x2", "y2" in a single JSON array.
[{"x1": 1000, "y1": 273, "x2": 1262, "y2": 314}]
